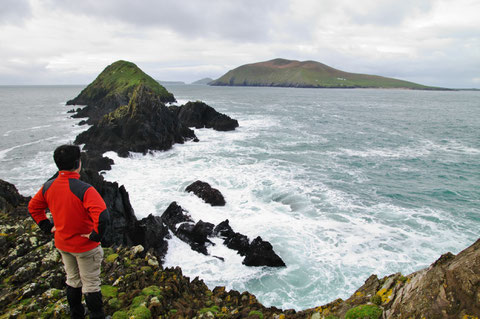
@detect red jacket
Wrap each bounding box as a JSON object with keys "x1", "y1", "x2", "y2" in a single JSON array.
[{"x1": 28, "y1": 171, "x2": 110, "y2": 253}]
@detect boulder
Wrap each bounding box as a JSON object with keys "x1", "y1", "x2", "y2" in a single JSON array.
[
  {"x1": 169, "y1": 101, "x2": 239, "y2": 131},
  {"x1": 243, "y1": 236, "x2": 286, "y2": 267},
  {"x1": 186, "y1": 180, "x2": 226, "y2": 206}
]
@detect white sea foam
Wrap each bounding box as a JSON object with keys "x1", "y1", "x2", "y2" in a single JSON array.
[{"x1": 101, "y1": 124, "x2": 472, "y2": 309}]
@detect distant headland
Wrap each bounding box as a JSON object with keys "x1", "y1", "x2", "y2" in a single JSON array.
[{"x1": 210, "y1": 58, "x2": 450, "y2": 90}]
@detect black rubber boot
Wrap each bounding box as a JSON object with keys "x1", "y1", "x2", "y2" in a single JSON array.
[
  {"x1": 85, "y1": 291, "x2": 105, "y2": 319},
  {"x1": 66, "y1": 285, "x2": 85, "y2": 319}
]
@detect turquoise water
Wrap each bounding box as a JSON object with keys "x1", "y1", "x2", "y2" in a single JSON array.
[{"x1": 1, "y1": 85, "x2": 479, "y2": 310}]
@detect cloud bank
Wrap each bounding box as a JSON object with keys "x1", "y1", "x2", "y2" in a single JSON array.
[{"x1": 0, "y1": 0, "x2": 478, "y2": 87}]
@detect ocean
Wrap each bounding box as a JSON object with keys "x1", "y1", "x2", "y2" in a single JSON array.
[{"x1": 1, "y1": 85, "x2": 479, "y2": 310}]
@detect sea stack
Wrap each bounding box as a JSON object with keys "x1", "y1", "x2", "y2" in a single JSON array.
[{"x1": 67, "y1": 60, "x2": 176, "y2": 124}]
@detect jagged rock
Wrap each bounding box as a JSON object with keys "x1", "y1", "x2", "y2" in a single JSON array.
[
  {"x1": 186, "y1": 180, "x2": 226, "y2": 206},
  {"x1": 169, "y1": 101, "x2": 239, "y2": 131},
  {"x1": 80, "y1": 151, "x2": 114, "y2": 172},
  {"x1": 243, "y1": 237, "x2": 286, "y2": 267},
  {"x1": 67, "y1": 60, "x2": 175, "y2": 124},
  {"x1": 79, "y1": 169, "x2": 170, "y2": 261},
  {"x1": 161, "y1": 201, "x2": 193, "y2": 230},
  {"x1": 0, "y1": 179, "x2": 29, "y2": 214},
  {"x1": 161, "y1": 202, "x2": 214, "y2": 255},
  {"x1": 214, "y1": 220, "x2": 285, "y2": 267},
  {"x1": 177, "y1": 220, "x2": 215, "y2": 255},
  {"x1": 214, "y1": 220, "x2": 250, "y2": 256},
  {"x1": 75, "y1": 84, "x2": 196, "y2": 157}
]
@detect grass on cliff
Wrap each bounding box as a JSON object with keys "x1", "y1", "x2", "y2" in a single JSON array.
[{"x1": 75, "y1": 60, "x2": 175, "y2": 103}]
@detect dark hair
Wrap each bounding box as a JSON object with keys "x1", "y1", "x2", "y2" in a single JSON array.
[{"x1": 53, "y1": 145, "x2": 81, "y2": 171}]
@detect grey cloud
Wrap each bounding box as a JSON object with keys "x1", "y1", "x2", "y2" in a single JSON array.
[
  {"x1": 0, "y1": 0, "x2": 32, "y2": 25},
  {"x1": 44, "y1": 0, "x2": 290, "y2": 42},
  {"x1": 347, "y1": 0, "x2": 434, "y2": 26}
]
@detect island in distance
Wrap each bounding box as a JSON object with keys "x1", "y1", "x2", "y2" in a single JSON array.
[{"x1": 210, "y1": 58, "x2": 448, "y2": 90}]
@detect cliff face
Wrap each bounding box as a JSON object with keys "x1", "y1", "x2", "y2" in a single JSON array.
[{"x1": 67, "y1": 60, "x2": 175, "y2": 124}]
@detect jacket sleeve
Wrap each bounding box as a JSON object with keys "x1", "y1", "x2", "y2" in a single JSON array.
[
  {"x1": 83, "y1": 187, "x2": 110, "y2": 242},
  {"x1": 28, "y1": 187, "x2": 54, "y2": 234}
]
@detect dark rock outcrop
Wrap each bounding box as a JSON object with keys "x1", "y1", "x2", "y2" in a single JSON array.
[
  {"x1": 243, "y1": 236, "x2": 286, "y2": 267},
  {"x1": 75, "y1": 84, "x2": 196, "y2": 157},
  {"x1": 214, "y1": 219, "x2": 250, "y2": 256},
  {"x1": 0, "y1": 179, "x2": 29, "y2": 214},
  {"x1": 214, "y1": 219, "x2": 286, "y2": 267},
  {"x1": 161, "y1": 205, "x2": 285, "y2": 266},
  {"x1": 177, "y1": 220, "x2": 215, "y2": 255},
  {"x1": 79, "y1": 169, "x2": 170, "y2": 261},
  {"x1": 186, "y1": 180, "x2": 226, "y2": 206},
  {"x1": 161, "y1": 202, "x2": 214, "y2": 255},
  {"x1": 161, "y1": 201, "x2": 193, "y2": 229},
  {"x1": 169, "y1": 101, "x2": 239, "y2": 131}
]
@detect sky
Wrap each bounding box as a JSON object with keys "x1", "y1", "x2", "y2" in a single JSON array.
[{"x1": 0, "y1": 0, "x2": 479, "y2": 88}]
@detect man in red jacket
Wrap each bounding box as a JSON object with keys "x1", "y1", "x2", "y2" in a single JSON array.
[{"x1": 28, "y1": 145, "x2": 110, "y2": 319}]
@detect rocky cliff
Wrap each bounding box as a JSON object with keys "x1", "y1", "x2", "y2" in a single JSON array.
[{"x1": 75, "y1": 84, "x2": 196, "y2": 157}]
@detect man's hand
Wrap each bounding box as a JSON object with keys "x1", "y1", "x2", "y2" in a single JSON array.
[
  {"x1": 51, "y1": 226, "x2": 56, "y2": 233},
  {"x1": 80, "y1": 233, "x2": 91, "y2": 238}
]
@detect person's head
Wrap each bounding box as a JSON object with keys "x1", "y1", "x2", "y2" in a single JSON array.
[{"x1": 53, "y1": 145, "x2": 81, "y2": 171}]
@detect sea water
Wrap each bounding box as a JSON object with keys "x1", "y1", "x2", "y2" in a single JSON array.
[{"x1": 1, "y1": 85, "x2": 479, "y2": 310}]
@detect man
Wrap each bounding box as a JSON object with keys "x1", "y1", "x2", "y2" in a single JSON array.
[{"x1": 28, "y1": 145, "x2": 110, "y2": 319}]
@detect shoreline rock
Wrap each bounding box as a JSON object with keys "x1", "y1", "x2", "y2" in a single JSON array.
[
  {"x1": 161, "y1": 202, "x2": 286, "y2": 267},
  {"x1": 169, "y1": 101, "x2": 239, "y2": 131},
  {"x1": 186, "y1": 180, "x2": 226, "y2": 206}
]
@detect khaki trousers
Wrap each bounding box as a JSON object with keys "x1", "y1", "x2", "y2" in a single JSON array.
[{"x1": 58, "y1": 245, "x2": 104, "y2": 293}]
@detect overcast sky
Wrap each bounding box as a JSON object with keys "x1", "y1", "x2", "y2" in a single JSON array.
[{"x1": 0, "y1": 0, "x2": 478, "y2": 88}]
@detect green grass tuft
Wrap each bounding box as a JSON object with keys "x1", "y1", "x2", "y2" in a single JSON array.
[{"x1": 345, "y1": 304, "x2": 383, "y2": 319}]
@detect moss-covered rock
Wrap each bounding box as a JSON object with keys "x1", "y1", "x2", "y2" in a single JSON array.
[{"x1": 101, "y1": 285, "x2": 118, "y2": 298}]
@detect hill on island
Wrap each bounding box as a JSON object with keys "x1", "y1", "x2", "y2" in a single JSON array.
[
  {"x1": 210, "y1": 58, "x2": 445, "y2": 90},
  {"x1": 67, "y1": 60, "x2": 175, "y2": 123}
]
